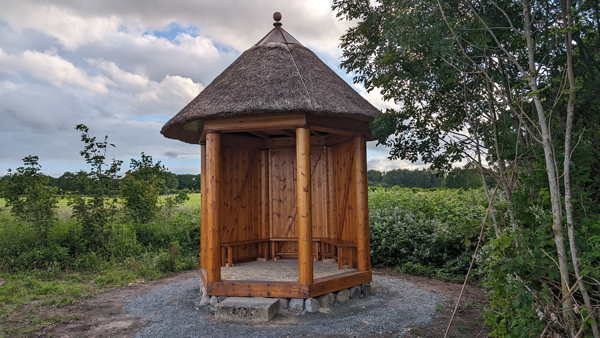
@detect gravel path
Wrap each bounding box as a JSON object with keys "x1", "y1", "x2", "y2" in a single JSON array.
[{"x1": 124, "y1": 275, "x2": 442, "y2": 337}]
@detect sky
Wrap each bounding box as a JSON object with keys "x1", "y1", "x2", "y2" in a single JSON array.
[{"x1": 0, "y1": 0, "x2": 428, "y2": 177}]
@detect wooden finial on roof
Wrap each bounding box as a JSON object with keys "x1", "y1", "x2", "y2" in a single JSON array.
[{"x1": 273, "y1": 12, "x2": 282, "y2": 26}]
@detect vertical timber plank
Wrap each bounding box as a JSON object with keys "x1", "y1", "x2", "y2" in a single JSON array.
[
  {"x1": 206, "y1": 132, "x2": 221, "y2": 283},
  {"x1": 354, "y1": 136, "x2": 370, "y2": 271},
  {"x1": 261, "y1": 149, "x2": 269, "y2": 259},
  {"x1": 201, "y1": 143, "x2": 207, "y2": 269},
  {"x1": 328, "y1": 146, "x2": 338, "y2": 240},
  {"x1": 296, "y1": 127, "x2": 313, "y2": 285}
]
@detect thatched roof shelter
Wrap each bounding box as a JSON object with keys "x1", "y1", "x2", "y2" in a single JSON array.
[
  {"x1": 161, "y1": 16, "x2": 380, "y2": 144},
  {"x1": 161, "y1": 13, "x2": 379, "y2": 300}
]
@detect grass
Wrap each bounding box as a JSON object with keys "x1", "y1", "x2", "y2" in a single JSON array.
[
  {"x1": 0, "y1": 262, "x2": 178, "y2": 336},
  {"x1": 1, "y1": 193, "x2": 202, "y2": 212},
  {"x1": 161, "y1": 193, "x2": 201, "y2": 207}
]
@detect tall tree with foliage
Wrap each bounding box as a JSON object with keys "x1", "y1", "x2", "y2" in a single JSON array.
[
  {"x1": 2, "y1": 156, "x2": 57, "y2": 247},
  {"x1": 69, "y1": 124, "x2": 122, "y2": 253},
  {"x1": 333, "y1": 0, "x2": 600, "y2": 336},
  {"x1": 121, "y1": 152, "x2": 166, "y2": 223}
]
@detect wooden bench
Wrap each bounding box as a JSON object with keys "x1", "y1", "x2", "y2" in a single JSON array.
[
  {"x1": 317, "y1": 238, "x2": 358, "y2": 269},
  {"x1": 221, "y1": 237, "x2": 357, "y2": 269},
  {"x1": 221, "y1": 238, "x2": 270, "y2": 267},
  {"x1": 270, "y1": 238, "x2": 321, "y2": 261}
]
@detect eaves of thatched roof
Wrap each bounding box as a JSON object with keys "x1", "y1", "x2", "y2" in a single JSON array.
[{"x1": 161, "y1": 19, "x2": 381, "y2": 144}]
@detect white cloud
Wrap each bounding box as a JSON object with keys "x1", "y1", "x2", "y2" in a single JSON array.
[
  {"x1": 1, "y1": 80, "x2": 23, "y2": 90},
  {"x1": 367, "y1": 156, "x2": 429, "y2": 172},
  {"x1": 0, "y1": 2, "x2": 121, "y2": 50},
  {"x1": 0, "y1": 49, "x2": 111, "y2": 93},
  {"x1": 132, "y1": 75, "x2": 203, "y2": 113},
  {"x1": 86, "y1": 59, "x2": 204, "y2": 113},
  {"x1": 354, "y1": 84, "x2": 401, "y2": 111},
  {"x1": 90, "y1": 59, "x2": 149, "y2": 90}
]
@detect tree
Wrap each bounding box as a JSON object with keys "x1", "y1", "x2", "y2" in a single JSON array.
[
  {"x1": 367, "y1": 170, "x2": 383, "y2": 184},
  {"x1": 333, "y1": 0, "x2": 600, "y2": 335},
  {"x1": 3, "y1": 156, "x2": 58, "y2": 247},
  {"x1": 163, "y1": 171, "x2": 179, "y2": 191},
  {"x1": 443, "y1": 165, "x2": 483, "y2": 190},
  {"x1": 121, "y1": 152, "x2": 166, "y2": 223},
  {"x1": 69, "y1": 124, "x2": 122, "y2": 253},
  {"x1": 176, "y1": 174, "x2": 200, "y2": 191}
]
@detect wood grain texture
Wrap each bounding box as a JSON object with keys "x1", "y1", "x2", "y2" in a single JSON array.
[
  {"x1": 307, "y1": 114, "x2": 370, "y2": 136},
  {"x1": 260, "y1": 149, "x2": 270, "y2": 259},
  {"x1": 219, "y1": 147, "x2": 262, "y2": 261},
  {"x1": 329, "y1": 140, "x2": 357, "y2": 268},
  {"x1": 354, "y1": 136, "x2": 371, "y2": 271},
  {"x1": 296, "y1": 127, "x2": 313, "y2": 285},
  {"x1": 207, "y1": 281, "x2": 309, "y2": 298},
  {"x1": 206, "y1": 132, "x2": 221, "y2": 282},
  {"x1": 308, "y1": 270, "x2": 372, "y2": 298},
  {"x1": 221, "y1": 134, "x2": 266, "y2": 148},
  {"x1": 200, "y1": 144, "x2": 207, "y2": 269},
  {"x1": 266, "y1": 136, "x2": 325, "y2": 148},
  {"x1": 204, "y1": 113, "x2": 306, "y2": 132}
]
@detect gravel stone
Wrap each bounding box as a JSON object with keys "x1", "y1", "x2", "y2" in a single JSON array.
[
  {"x1": 349, "y1": 286, "x2": 362, "y2": 299},
  {"x1": 217, "y1": 296, "x2": 226, "y2": 303},
  {"x1": 199, "y1": 293, "x2": 210, "y2": 306},
  {"x1": 362, "y1": 283, "x2": 374, "y2": 297},
  {"x1": 209, "y1": 296, "x2": 219, "y2": 306},
  {"x1": 124, "y1": 275, "x2": 442, "y2": 337},
  {"x1": 278, "y1": 298, "x2": 289, "y2": 309},
  {"x1": 335, "y1": 289, "x2": 350, "y2": 304},
  {"x1": 288, "y1": 298, "x2": 304, "y2": 312},
  {"x1": 304, "y1": 298, "x2": 320, "y2": 312},
  {"x1": 316, "y1": 293, "x2": 335, "y2": 308}
]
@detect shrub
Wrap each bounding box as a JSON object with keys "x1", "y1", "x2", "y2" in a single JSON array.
[
  {"x1": 369, "y1": 187, "x2": 488, "y2": 279},
  {"x1": 2, "y1": 156, "x2": 58, "y2": 247}
]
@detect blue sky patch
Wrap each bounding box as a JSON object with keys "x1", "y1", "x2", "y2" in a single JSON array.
[{"x1": 149, "y1": 22, "x2": 196, "y2": 41}]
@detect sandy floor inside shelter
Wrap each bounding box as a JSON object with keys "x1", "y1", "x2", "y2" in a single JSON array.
[{"x1": 220, "y1": 259, "x2": 356, "y2": 282}]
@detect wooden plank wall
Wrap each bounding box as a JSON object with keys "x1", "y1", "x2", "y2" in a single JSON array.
[
  {"x1": 328, "y1": 140, "x2": 358, "y2": 267},
  {"x1": 219, "y1": 146, "x2": 263, "y2": 259},
  {"x1": 270, "y1": 147, "x2": 327, "y2": 254}
]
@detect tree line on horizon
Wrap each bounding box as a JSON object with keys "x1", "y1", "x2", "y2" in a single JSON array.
[
  {"x1": 0, "y1": 170, "x2": 200, "y2": 197},
  {"x1": 367, "y1": 165, "x2": 484, "y2": 190},
  {"x1": 0, "y1": 162, "x2": 487, "y2": 197}
]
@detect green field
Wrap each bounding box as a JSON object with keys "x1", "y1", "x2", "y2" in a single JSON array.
[{"x1": 0, "y1": 193, "x2": 202, "y2": 210}]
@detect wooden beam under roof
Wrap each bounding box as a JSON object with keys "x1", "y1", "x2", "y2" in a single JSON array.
[
  {"x1": 221, "y1": 134, "x2": 266, "y2": 148},
  {"x1": 266, "y1": 136, "x2": 325, "y2": 148},
  {"x1": 283, "y1": 129, "x2": 296, "y2": 138},
  {"x1": 203, "y1": 113, "x2": 307, "y2": 133},
  {"x1": 306, "y1": 114, "x2": 370, "y2": 136},
  {"x1": 249, "y1": 131, "x2": 270, "y2": 139}
]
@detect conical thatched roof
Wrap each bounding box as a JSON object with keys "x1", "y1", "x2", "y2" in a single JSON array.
[{"x1": 161, "y1": 17, "x2": 381, "y2": 144}]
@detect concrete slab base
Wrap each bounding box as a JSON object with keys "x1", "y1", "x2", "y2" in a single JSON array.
[{"x1": 214, "y1": 297, "x2": 279, "y2": 322}]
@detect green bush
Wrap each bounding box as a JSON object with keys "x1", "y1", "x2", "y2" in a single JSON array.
[{"x1": 369, "y1": 187, "x2": 488, "y2": 280}]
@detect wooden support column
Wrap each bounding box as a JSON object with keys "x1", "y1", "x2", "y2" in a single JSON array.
[
  {"x1": 260, "y1": 149, "x2": 270, "y2": 259},
  {"x1": 354, "y1": 136, "x2": 370, "y2": 271},
  {"x1": 296, "y1": 127, "x2": 313, "y2": 285},
  {"x1": 206, "y1": 132, "x2": 222, "y2": 283},
  {"x1": 200, "y1": 143, "x2": 207, "y2": 269}
]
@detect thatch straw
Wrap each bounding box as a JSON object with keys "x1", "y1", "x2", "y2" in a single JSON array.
[{"x1": 162, "y1": 30, "x2": 381, "y2": 144}]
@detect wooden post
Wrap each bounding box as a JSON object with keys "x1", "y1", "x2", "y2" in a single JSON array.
[
  {"x1": 354, "y1": 136, "x2": 370, "y2": 271},
  {"x1": 260, "y1": 149, "x2": 270, "y2": 259},
  {"x1": 206, "y1": 132, "x2": 221, "y2": 282},
  {"x1": 296, "y1": 127, "x2": 313, "y2": 284},
  {"x1": 200, "y1": 143, "x2": 207, "y2": 269}
]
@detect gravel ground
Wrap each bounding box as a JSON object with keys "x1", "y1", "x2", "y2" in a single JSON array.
[{"x1": 124, "y1": 275, "x2": 442, "y2": 337}]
